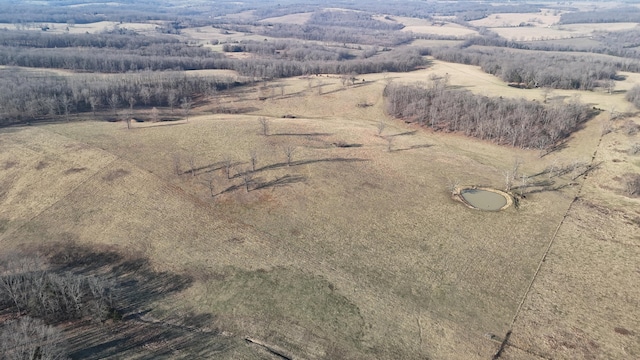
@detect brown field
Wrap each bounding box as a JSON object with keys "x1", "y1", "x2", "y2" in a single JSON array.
[
  {"x1": 389, "y1": 16, "x2": 478, "y2": 37},
  {"x1": 469, "y1": 11, "x2": 561, "y2": 28},
  {"x1": 0, "y1": 21, "x2": 159, "y2": 34},
  {"x1": 492, "y1": 22, "x2": 640, "y2": 41},
  {"x1": 1, "y1": 45, "x2": 639, "y2": 359},
  {"x1": 259, "y1": 12, "x2": 313, "y2": 25}
]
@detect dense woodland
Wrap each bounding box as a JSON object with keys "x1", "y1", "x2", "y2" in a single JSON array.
[
  {"x1": 463, "y1": 30, "x2": 640, "y2": 59},
  {"x1": 384, "y1": 82, "x2": 595, "y2": 149},
  {"x1": 432, "y1": 46, "x2": 631, "y2": 90},
  {"x1": 559, "y1": 6, "x2": 640, "y2": 24},
  {"x1": 0, "y1": 70, "x2": 235, "y2": 124}
]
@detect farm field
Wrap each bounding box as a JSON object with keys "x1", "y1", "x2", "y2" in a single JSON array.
[
  {"x1": 2, "y1": 60, "x2": 639, "y2": 358},
  {"x1": 0, "y1": 1, "x2": 639, "y2": 358}
]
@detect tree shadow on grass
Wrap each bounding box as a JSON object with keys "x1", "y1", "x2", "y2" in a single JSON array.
[
  {"x1": 253, "y1": 174, "x2": 307, "y2": 190},
  {"x1": 252, "y1": 157, "x2": 369, "y2": 174},
  {"x1": 391, "y1": 144, "x2": 433, "y2": 152},
  {"x1": 29, "y1": 242, "x2": 228, "y2": 359}
]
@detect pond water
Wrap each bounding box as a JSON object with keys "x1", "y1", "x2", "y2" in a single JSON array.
[{"x1": 461, "y1": 189, "x2": 508, "y2": 211}]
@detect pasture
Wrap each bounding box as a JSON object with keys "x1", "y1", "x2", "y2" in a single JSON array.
[
  {"x1": 0, "y1": 0, "x2": 639, "y2": 352},
  {"x1": 2, "y1": 58, "x2": 638, "y2": 359}
]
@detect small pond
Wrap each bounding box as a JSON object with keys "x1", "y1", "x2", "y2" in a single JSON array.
[{"x1": 460, "y1": 189, "x2": 508, "y2": 211}]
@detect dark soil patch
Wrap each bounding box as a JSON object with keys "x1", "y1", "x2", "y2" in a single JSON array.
[
  {"x1": 64, "y1": 167, "x2": 88, "y2": 175},
  {"x1": 102, "y1": 169, "x2": 130, "y2": 182}
]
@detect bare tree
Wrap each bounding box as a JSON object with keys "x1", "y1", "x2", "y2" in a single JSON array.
[
  {"x1": 128, "y1": 96, "x2": 137, "y2": 111},
  {"x1": 447, "y1": 178, "x2": 460, "y2": 195},
  {"x1": 385, "y1": 136, "x2": 394, "y2": 152},
  {"x1": 202, "y1": 171, "x2": 216, "y2": 197},
  {"x1": 376, "y1": 120, "x2": 386, "y2": 136},
  {"x1": 172, "y1": 153, "x2": 182, "y2": 175},
  {"x1": 240, "y1": 168, "x2": 254, "y2": 192},
  {"x1": 89, "y1": 95, "x2": 100, "y2": 116},
  {"x1": 167, "y1": 90, "x2": 177, "y2": 113},
  {"x1": 259, "y1": 117, "x2": 270, "y2": 136},
  {"x1": 0, "y1": 317, "x2": 68, "y2": 360},
  {"x1": 60, "y1": 94, "x2": 72, "y2": 121},
  {"x1": 150, "y1": 107, "x2": 160, "y2": 123},
  {"x1": 222, "y1": 155, "x2": 233, "y2": 179},
  {"x1": 107, "y1": 94, "x2": 119, "y2": 118},
  {"x1": 181, "y1": 97, "x2": 193, "y2": 122},
  {"x1": 624, "y1": 174, "x2": 640, "y2": 196},
  {"x1": 249, "y1": 149, "x2": 258, "y2": 171},
  {"x1": 283, "y1": 145, "x2": 296, "y2": 166},
  {"x1": 188, "y1": 156, "x2": 196, "y2": 177}
]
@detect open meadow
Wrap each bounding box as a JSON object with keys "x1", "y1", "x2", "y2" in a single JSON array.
[{"x1": 0, "y1": 1, "x2": 639, "y2": 359}]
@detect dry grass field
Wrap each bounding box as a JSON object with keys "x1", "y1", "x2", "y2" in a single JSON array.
[
  {"x1": 491, "y1": 22, "x2": 639, "y2": 41},
  {"x1": 1, "y1": 47, "x2": 639, "y2": 359},
  {"x1": 259, "y1": 12, "x2": 314, "y2": 25},
  {"x1": 469, "y1": 11, "x2": 561, "y2": 28}
]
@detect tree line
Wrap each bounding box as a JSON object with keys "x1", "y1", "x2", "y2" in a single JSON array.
[
  {"x1": 463, "y1": 30, "x2": 640, "y2": 60},
  {"x1": 559, "y1": 6, "x2": 640, "y2": 24},
  {"x1": 384, "y1": 81, "x2": 595, "y2": 149},
  {"x1": 432, "y1": 46, "x2": 623, "y2": 90},
  {"x1": 0, "y1": 70, "x2": 237, "y2": 125}
]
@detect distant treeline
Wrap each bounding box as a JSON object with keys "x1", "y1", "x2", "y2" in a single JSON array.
[
  {"x1": 222, "y1": 39, "x2": 401, "y2": 61},
  {"x1": 0, "y1": 34, "x2": 425, "y2": 78},
  {"x1": 0, "y1": 30, "x2": 180, "y2": 49},
  {"x1": 432, "y1": 47, "x2": 628, "y2": 90},
  {"x1": 219, "y1": 22, "x2": 414, "y2": 47},
  {"x1": 464, "y1": 30, "x2": 640, "y2": 59},
  {"x1": 384, "y1": 82, "x2": 594, "y2": 149},
  {"x1": 0, "y1": 70, "x2": 237, "y2": 125},
  {"x1": 307, "y1": 10, "x2": 404, "y2": 31},
  {"x1": 559, "y1": 7, "x2": 640, "y2": 24}
]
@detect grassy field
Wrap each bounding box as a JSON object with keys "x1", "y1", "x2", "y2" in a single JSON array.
[
  {"x1": 491, "y1": 22, "x2": 639, "y2": 41},
  {"x1": 0, "y1": 2, "x2": 637, "y2": 357},
  {"x1": 1, "y1": 49, "x2": 639, "y2": 359}
]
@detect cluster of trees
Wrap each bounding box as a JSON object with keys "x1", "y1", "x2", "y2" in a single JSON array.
[
  {"x1": 307, "y1": 10, "x2": 404, "y2": 31},
  {"x1": 627, "y1": 85, "x2": 640, "y2": 109},
  {"x1": 0, "y1": 256, "x2": 117, "y2": 322},
  {"x1": 384, "y1": 82, "x2": 594, "y2": 149},
  {"x1": 559, "y1": 7, "x2": 640, "y2": 24},
  {"x1": 432, "y1": 47, "x2": 621, "y2": 90},
  {"x1": 1, "y1": 316, "x2": 68, "y2": 360},
  {"x1": 0, "y1": 70, "x2": 236, "y2": 125},
  {"x1": 254, "y1": 22, "x2": 413, "y2": 46},
  {"x1": 1, "y1": 272, "x2": 116, "y2": 324},
  {"x1": 223, "y1": 39, "x2": 354, "y2": 61},
  {"x1": 463, "y1": 31, "x2": 640, "y2": 60},
  {"x1": 0, "y1": 30, "x2": 181, "y2": 49}
]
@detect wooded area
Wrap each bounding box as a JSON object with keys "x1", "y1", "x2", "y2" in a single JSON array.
[{"x1": 384, "y1": 82, "x2": 595, "y2": 149}]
